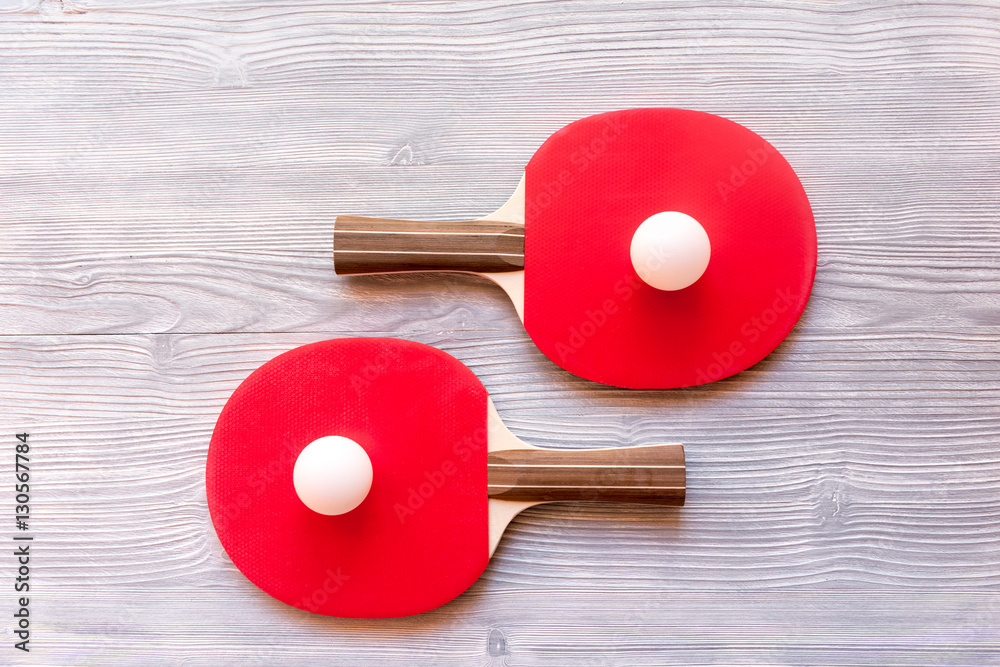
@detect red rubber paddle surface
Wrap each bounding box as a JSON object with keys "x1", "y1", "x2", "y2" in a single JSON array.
[
  {"x1": 206, "y1": 338, "x2": 489, "y2": 618},
  {"x1": 523, "y1": 108, "x2": 817, "y2": 388}
]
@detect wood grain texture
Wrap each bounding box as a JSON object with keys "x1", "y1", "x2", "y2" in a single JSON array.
[
  {"x1": 487, "y1": 444, "x2": 685, "y2": 504},
  {"x1": 2, "y1": 0, "x2": 1000, "y2": 664},
  {"x1": 3, "y1": 412, "x2": 998, "y2": 590},
  {"x1": 18, "y1": 589, "x2": 1000, "y2": 666},
  {"x1": 334, "y1": 215, "x2": 525, "y2": 274}
]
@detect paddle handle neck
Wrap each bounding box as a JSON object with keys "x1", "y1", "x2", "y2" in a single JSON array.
[
  {"x1": 333, "y1": 215, "x2": 525, "y2": 275},
  {"x1": 486, "y1": 444, "x2": 685, "y2": 505}
]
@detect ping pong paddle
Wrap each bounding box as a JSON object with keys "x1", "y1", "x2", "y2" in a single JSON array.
[
  {"x1": 334, "y1": 108, "x2": 817, "y2": 389},
  {"x1": 206, "y1": 337, "x2": 684, "y2": 618}
]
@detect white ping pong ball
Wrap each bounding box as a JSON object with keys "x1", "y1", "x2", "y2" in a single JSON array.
[
  {"x1": 293, "y1": 436, "x2": 373, "y2": 516},
  {"x1": 629, "y1": 211, "x2": 711, "y2": 291}
]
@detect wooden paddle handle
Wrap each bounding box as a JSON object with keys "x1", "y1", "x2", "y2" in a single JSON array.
[
  {"x1": 333, "y1": 215, "x2": 525, "y2": 274},
  {"x1": 486, "y1": 444, "x2": 685, "y2": 505}
]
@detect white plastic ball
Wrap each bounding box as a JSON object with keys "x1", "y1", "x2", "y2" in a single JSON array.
[
  {"x1": 293, "y1": 436, "x2": 373, "y2": 516},
  {"x1": 629, "y1": 211, "x2": 711, "y2": 291}
]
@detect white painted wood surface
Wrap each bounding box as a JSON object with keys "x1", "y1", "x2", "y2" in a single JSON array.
[{"x1": 1, "y1": 1, "x2": 999, "y2": 664}]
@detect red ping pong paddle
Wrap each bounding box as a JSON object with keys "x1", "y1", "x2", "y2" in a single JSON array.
[
  {"x1": 206, "y1": 338, "x2": 684, "y2": 618},
  {"x1": 334, "y1": 108, "x2": 817, "y2": 389}
]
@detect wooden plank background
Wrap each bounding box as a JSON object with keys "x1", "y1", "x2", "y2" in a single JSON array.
[{"x1": 1, "y1": 1, "x2": 999, "y2": 664}]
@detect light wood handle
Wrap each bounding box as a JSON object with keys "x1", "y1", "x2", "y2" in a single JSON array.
[
  {"x1": 486, "y1": 444, "x2": 685, "y2": 505},
  {"x1": 333, "y1": 215, "x2": 525, "y2": 275}
]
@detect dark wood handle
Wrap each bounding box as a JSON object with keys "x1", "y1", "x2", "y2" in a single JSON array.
[
  {"x1": 487, "y1": 444, "x2": 685, "y2": 505},
  {"x1": 333, "y1": 215, "x2": 525, "y2": 275}
]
